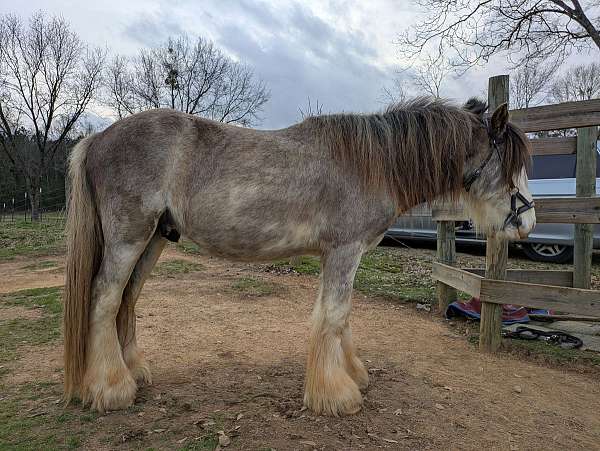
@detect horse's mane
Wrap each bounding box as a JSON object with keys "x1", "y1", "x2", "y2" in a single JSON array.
[{"x1": 303, "y1": 97, "x2": 530, "y2": 208}]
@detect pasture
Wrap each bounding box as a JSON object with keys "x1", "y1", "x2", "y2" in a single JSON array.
[{"x1": 1, "y1": 220, "x2": 600, "y2": 450}]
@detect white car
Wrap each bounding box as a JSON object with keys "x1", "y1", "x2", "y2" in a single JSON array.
[{"x1": 386, "y1": 152, "x2": 600, "y2": 263}]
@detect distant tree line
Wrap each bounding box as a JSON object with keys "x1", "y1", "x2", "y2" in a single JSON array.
[{"x1": 0, "y1": 11, "x2": 270, "y2": 220}]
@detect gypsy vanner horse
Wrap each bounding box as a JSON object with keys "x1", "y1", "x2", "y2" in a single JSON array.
[{"x1": 63, "y1": 98, "x2": 535, "y2": 415}]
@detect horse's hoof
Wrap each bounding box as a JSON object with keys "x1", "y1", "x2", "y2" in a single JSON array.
[
  {"x1": 125, "y1": 349, "x2": 153, "y2": 385},
  {"x1": 82, "y1": 368, "x2": 137, "y2": 412},
  {"x1": 130, "y1": 363, "x2": 153, "y2": 385},
  {"x1": 304, "y1": 370, "x2": 363, "y2": 416},
  {"x1": 347, "y1": 357, "x2": 369, "y2": 392}
]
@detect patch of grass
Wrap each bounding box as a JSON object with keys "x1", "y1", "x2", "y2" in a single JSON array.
[
  {"x1": 152, "y1": 259, "x2": 204, "y2": 277},
  {"x1": 176, "y1": 240, "x2": 202, "y2": 255},
  {"x1": 272, "y1": 249, "x2": 435, "y2": 303},
  {"x1": 0, "y1": 287, "x2": 62, "y2": 366},
  {"x1": 355, "y1": 248, "x2": 434, "y2": 302},
  {"x1": 21, "y1": 260, "x2": 58, "y2": 271},
  {"x1": 179, "y1": 435, "x2": 219, "y2": 451},
  {"x1": 504, "y1": 338, "x2": 600, "y2": 368},
  {"x1": 231, "y1": 276, "x2": 279, "y2": 297},
  {"x1": 466, "y1": 331, "x2": 600, "y2": 369},
  {"x1": 65, "y1": 435, "x2": 82, "y2": 449},
  {"x1": 179, "y1": 412, "x2": 225, "y2": 450},
  {"x1": 273, "y1": 256, "x2": 321, "y2": 275},
  {"x1": 0, "y1": 381, "x2": 63, "y2": 450},
  {"x1": 0, "y1": 220, "x2": 65, "y2": 261},
  {"x1": 0, "y1": 380, "x2": 90, "y2": 451}
]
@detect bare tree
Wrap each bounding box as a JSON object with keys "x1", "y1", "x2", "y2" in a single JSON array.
[
  {"x1": 548, "y1": 62, "x2": 600, "y2": 102},
  {"x1": 399, "y1": 0, "x2": 600, "y2": 68},
  {"x1": 105, "y1": 35, "x2": 270, "y2": 126},
  {"x1": 380, "y1": 77, "x2": 408, "y2": 104},
  {"x1": 0, "y1": 12, "x2": 104, "y2": 220},
  {"x1": 510, "y1": 61, "x2": 558, "y2": 108},
  {"x1": 410, "y1": 56, "x2": 452, "y2": 98}
]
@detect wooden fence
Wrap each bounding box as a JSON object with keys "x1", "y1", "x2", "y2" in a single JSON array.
[{"x1": 433, "y1": 74, "x2": 600, "y2": 352}]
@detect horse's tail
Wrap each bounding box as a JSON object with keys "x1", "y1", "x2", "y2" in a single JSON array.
[{"x1": 63, "y1": 135, "x2": 103, "y2": 403}]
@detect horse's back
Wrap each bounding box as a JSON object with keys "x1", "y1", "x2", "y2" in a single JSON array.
[{"x1": 82, "y1": 109, "x2": 395, "y2": 258}]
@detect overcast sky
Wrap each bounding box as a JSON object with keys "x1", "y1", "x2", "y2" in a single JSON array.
[{"x1": 2, "y1": 0, "x2": 597, "y2": 128}]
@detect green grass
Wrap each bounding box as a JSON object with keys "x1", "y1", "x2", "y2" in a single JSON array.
[
  {"x1": 231, "y1": 276, "x2": 280, "y2": 297},
  {"x1": 0, "y1": 381, "x2": 85, "y2": 451},
  {"x1": 179, "y1": 412, "x2": 225, "y2": 450},
  {"x1": 176, "y1": 240, "x2": 202, "y2": 255},
  {"x1": 465, "y1": 331, "x2": 600, "y2": 369},
  {"x1": 354, "y1": 248, "x2": 434, "y2": 302},
  {"x1": 0, "y1": 220, "x2": 65, "y2": 261},
  {"x1": 0, "y1": 287, "x2": 62, "y2": 366},
  {"x1": 152, "y1": 259, "x2": 204, "y2": 277},
  {"x1": 271, "y1": 256, "x2": 321, "y2": 275},
  {"x1": 505, "y1": 338, "x2": 600, "y2": 368},
  {"x1": 272, "y1": 249, "x2": 435, "y2": 303},
  {"x1": 0, "y1": 287, "x2": 93, "y2": 450},
  {"x1": 179, "y1": 435, "x2": 219, "y2": 451}
]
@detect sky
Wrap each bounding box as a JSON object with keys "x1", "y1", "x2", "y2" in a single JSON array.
[{"x1": 2, "y1": 0, "x2": 597, "y2": 129}]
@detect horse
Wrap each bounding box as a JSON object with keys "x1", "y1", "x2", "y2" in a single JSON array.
[{"x1": 63, "y1": 97, "x2": 535, "y2": 416}]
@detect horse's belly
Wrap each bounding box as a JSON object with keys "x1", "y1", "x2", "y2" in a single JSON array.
[{"x1": 184, "y1": 220, "x2": 320, "y2": 261}]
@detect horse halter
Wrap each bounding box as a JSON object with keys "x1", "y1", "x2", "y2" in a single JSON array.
[{"x1": 462, "y1": 124, "x2": 535, "y2": 230}]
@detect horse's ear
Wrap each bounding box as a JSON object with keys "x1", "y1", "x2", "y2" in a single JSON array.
[
  {"x1": 463, "y1": 97, "x2": 487, "y2": 118},
  {"x1": 490, "y1": 103, "x2": 509, "y2": 137}
]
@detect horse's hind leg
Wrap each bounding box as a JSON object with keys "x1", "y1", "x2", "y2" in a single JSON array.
[
  {"x1": 304, "y1": 243, "x2": 368, "y2": 416},
  {"x1": 117, "y1": 231, "x2": 167, "y2": 384},
  {"x1": 82, "y1": 239, "x2": 150, "y2": 412}
]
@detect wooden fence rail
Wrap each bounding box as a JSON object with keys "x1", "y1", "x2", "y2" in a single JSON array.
[
  {"x1": 510, "y1": 99, "x2": 600, "y2": 132},
  {"x1": 432, "y1": 73, "x2": 600, "y2": 353}
]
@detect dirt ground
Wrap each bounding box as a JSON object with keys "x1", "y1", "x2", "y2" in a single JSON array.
[{"x1": 1, "y1": 245, "x2": 600, "y2": 450}]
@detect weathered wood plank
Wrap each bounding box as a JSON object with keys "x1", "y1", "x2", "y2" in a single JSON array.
[
  {"x1": 530, "y1": 137, "x2": 577, "y2": 156},
  {"x1": 480, "y1": 234, "x2": 508, "y2": 352},
  {"x1": 433, "y1": 197, "x2": 600, "y2": 223},
  {"x1": 464, "y1": 268, "x2": 573, "y2": 287},
  {"x1": 480, "y1": 279, "x2": 600, "y2": 317},
  {"x1": 479, "y1": 75, "x2": 509, "y2": 353},
  {"x1": 436, "y1": 222, "x2": 457, "y2": 314},
  {"x1": 574, "y1": 126, "x2": 597, "y2": 289},
  {"x1": 431, "y1": 206, "x2": 469, "y2": 222},
  {"x1": 535, "y1": 197, "x2": 600, "y2": 223},
  {"x1": 432, "y1": 262, "x2": 482, "y2": 298},
  {"x1": 510, "y1": 99, "x2": 600, "y2": 132}
]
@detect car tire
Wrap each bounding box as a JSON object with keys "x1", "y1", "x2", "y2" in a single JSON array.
[{"x1": 522, "y1": 243, "x2": 574, "y2": 263}]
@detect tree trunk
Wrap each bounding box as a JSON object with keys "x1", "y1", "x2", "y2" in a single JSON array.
[{"x1": 29, "y1": 187, "x2": 41, "y2": 221}]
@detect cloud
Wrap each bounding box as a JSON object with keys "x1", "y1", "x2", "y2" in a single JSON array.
[{"x1": 8, "y1": 0, "x2": 594, "y2": 128}]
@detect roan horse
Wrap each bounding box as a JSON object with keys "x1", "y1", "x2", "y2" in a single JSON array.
[{"x1": 63, "y1": 98, "x2": 536, "y2": 416}]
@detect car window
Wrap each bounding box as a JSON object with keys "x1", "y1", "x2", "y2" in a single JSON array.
[{"x1": 528, "y1": 152, "x2": 600, "y2": 180}]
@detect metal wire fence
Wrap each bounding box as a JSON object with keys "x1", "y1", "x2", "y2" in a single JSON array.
[{"x1": 0, "y1": 187, "x2": 67, "y2": 223}]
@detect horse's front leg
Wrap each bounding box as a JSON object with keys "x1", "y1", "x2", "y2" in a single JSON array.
[{"x1": 304, "y1": 243, "x2": 368, "y2": 416}]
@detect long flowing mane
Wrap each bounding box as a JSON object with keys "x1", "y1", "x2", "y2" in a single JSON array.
[{"x1": 303, "y1": 97, "x2": 530, "y2": 209}]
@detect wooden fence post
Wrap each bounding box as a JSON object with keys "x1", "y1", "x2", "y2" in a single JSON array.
[
  {"x1": 574, "y1": 126, "x2": 597, "y2": 289},
  {"x1": 437, "y1": 220, "x2": 456, "y2": 314},
  {"x1": 480, "y1": 75, "x2": 510, "y2": 353}
]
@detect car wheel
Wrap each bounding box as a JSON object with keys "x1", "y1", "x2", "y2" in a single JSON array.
[{"x1": 522, "y1": 243, "x2": 574, "y2": 263}]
